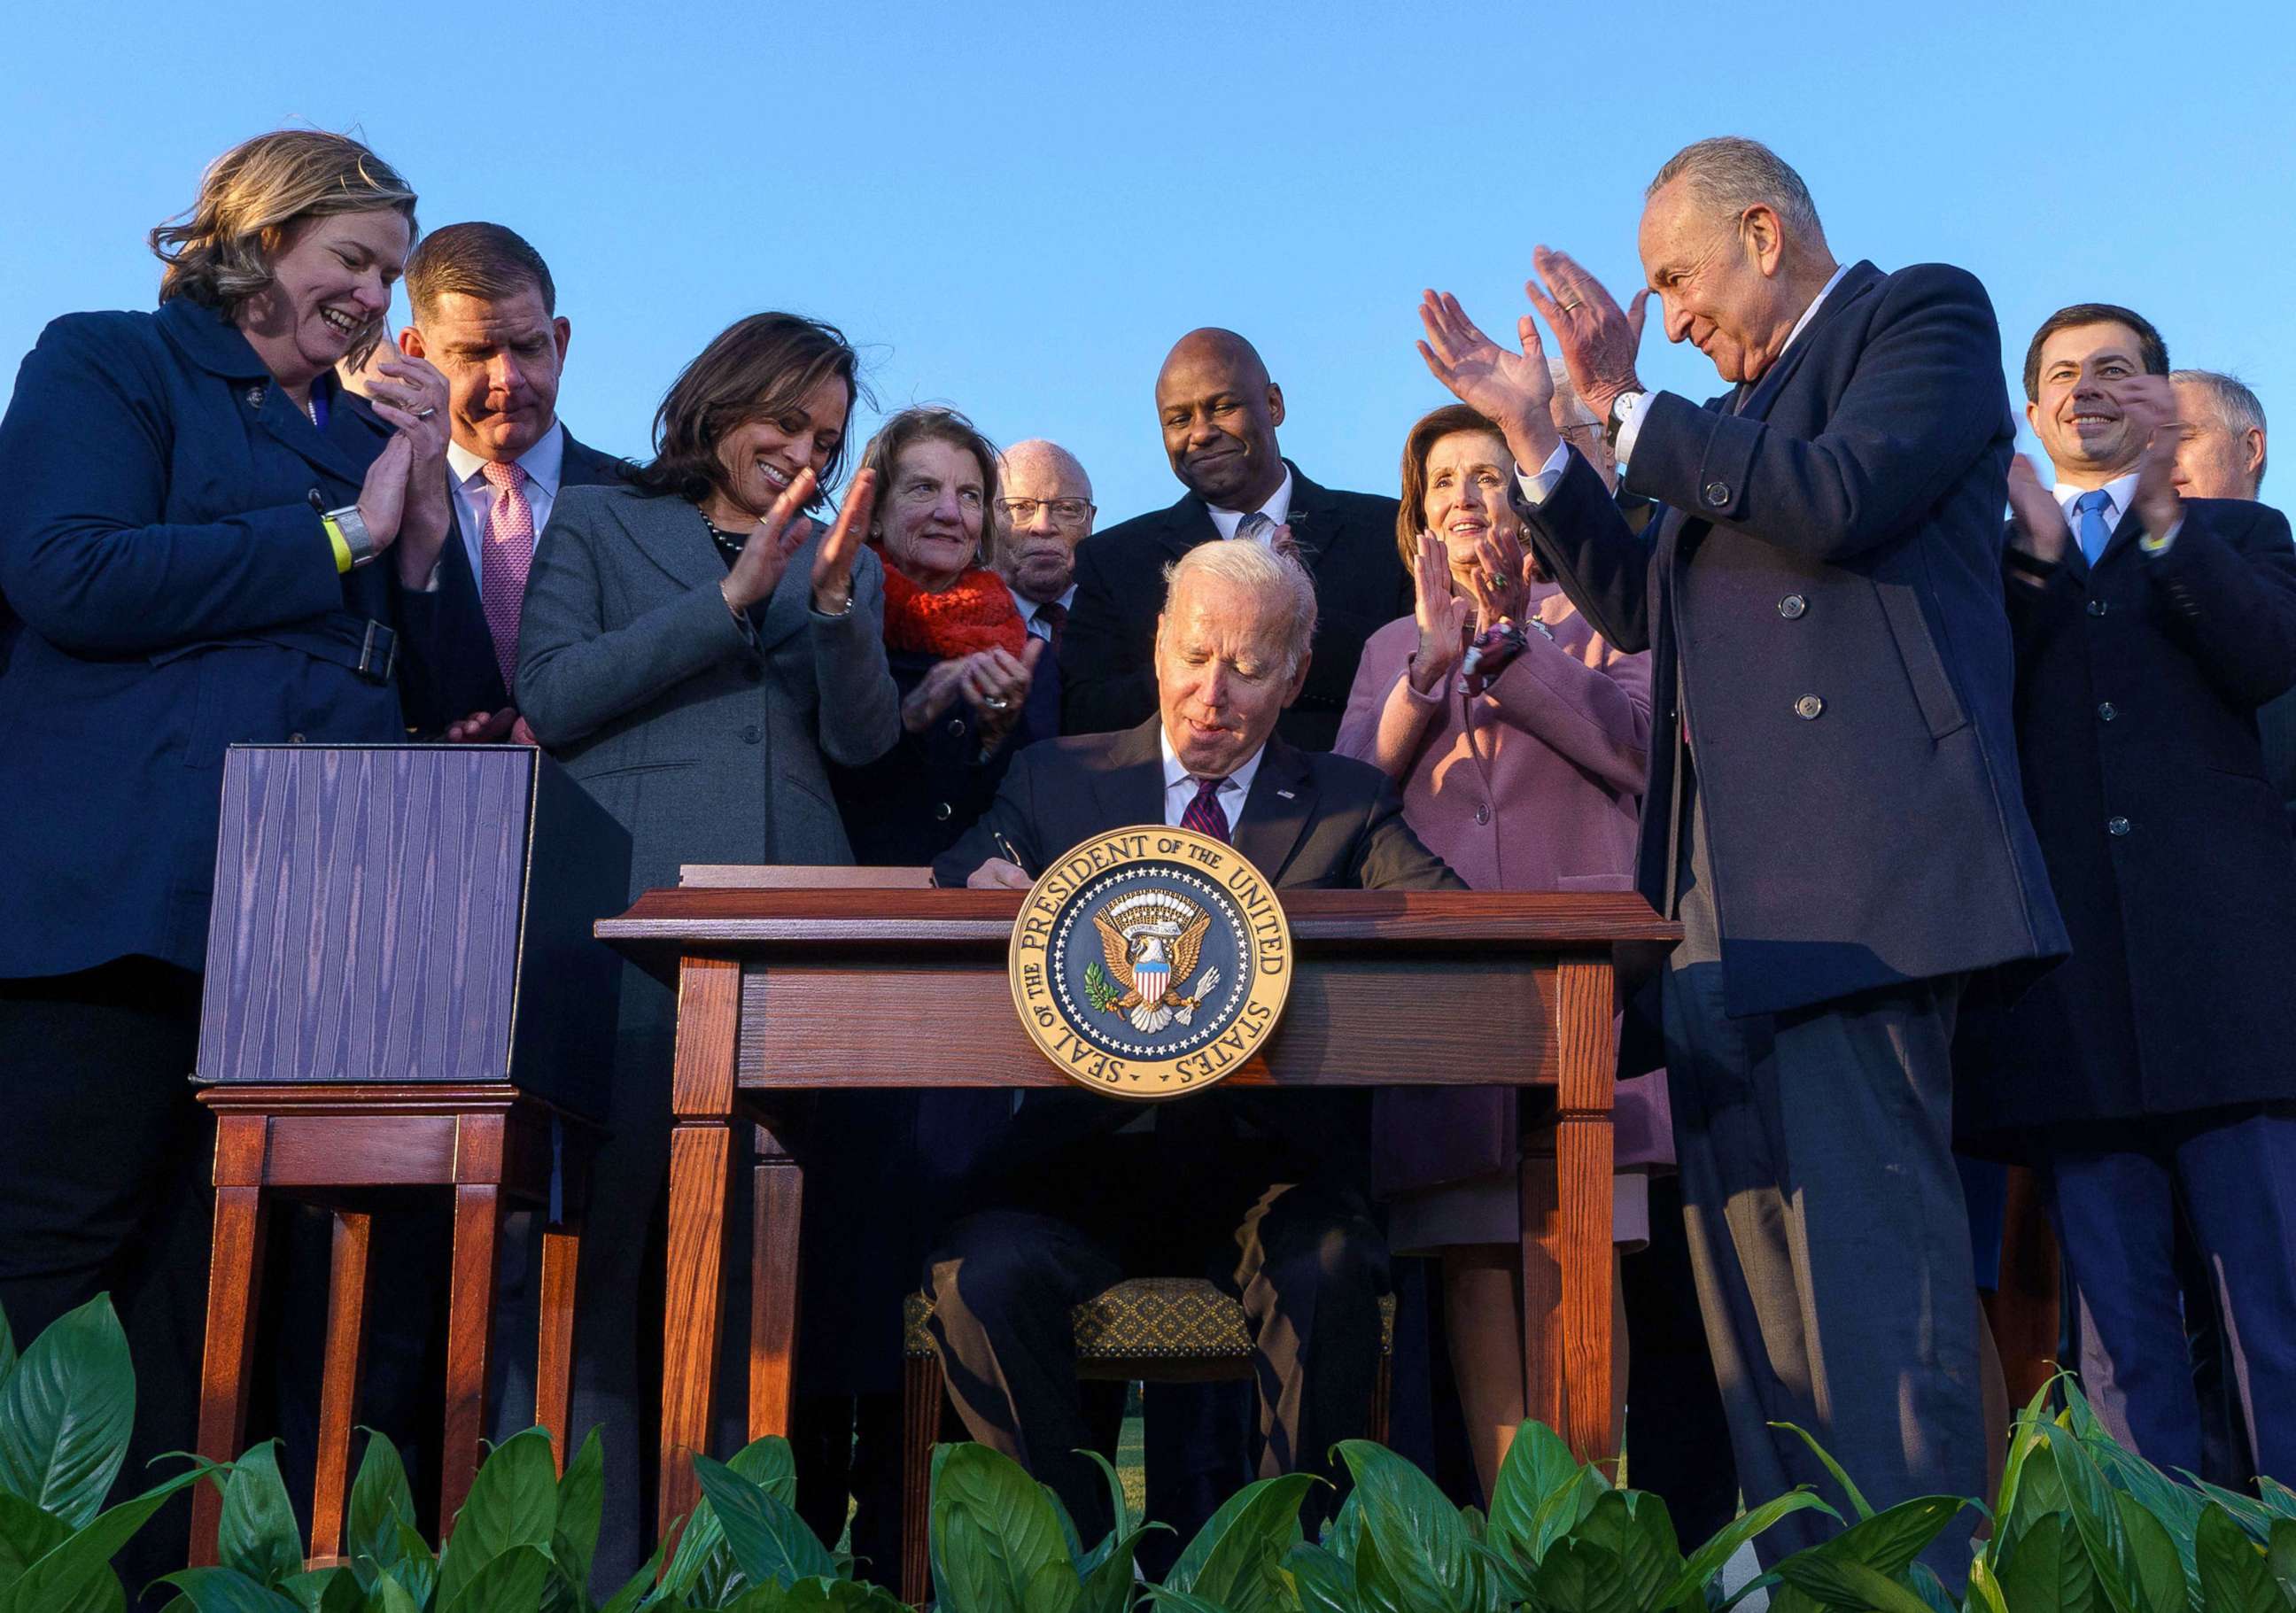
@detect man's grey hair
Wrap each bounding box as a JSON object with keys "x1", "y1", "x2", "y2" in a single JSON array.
[
  {"x1": 1648, "y1": 136, "x2": 1823, "y2": 240},
  {"x1": 2172, "y1": 368, "x2": 2269, "y2": 489},
  {"x1": 1161, "y1": 539, "x2": 1318, "y2": 675}
]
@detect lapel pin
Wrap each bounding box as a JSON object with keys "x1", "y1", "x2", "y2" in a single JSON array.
[{"x1": 1276, "y1": 788, "x2": 1296, "y2": 800}]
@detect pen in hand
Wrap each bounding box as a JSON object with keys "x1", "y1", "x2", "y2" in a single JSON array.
[{"x1": 993, "y1": 832, "x2": 1034, "y2": 879}]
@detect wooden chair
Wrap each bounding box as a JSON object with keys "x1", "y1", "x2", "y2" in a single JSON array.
[
  {"x1": 192, "y1": 1083, "x2": 595, "y2": 1566},
  {"x1": 896, "y1": 1280, "x2": 1397, "y2": 1603}
]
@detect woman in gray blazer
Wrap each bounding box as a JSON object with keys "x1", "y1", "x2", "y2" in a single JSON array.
[{"x1": 512, "y1": 313, "x2": 898, "y2": 1582}]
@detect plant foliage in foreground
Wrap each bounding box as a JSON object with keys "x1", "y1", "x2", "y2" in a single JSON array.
[{"x1": 4, "y1": 1298, "x2": 2295, "y2": 1609}]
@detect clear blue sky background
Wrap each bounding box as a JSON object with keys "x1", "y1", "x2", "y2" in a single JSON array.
[{"x1": 4, "y1": 1, "x2": 2291, "y2": 523}]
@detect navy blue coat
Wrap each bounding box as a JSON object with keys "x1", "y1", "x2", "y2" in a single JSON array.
[
  {"x1": 0, "y1": 299, "x2": 417, "y2": 979},
  {"x1": 1956, "y1": 499, "x2": 2296, "y2": 1142},
  {"x1": 1524, "y1": 260, "x2": 2068, "y2": 1018}
]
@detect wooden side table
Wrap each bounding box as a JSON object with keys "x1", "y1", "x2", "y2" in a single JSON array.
[{"x1": 190, "y1": 1083, "x2": 593, "y2": 1566}]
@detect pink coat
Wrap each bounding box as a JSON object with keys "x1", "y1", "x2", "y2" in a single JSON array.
[{"x1": 1336, "y1": 585, "x2": 1672, "y2": 1186}]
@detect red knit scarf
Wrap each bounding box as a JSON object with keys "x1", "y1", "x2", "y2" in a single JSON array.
[{"x1": 874, "y1": 551, "x2": 1028, "y2": 659}]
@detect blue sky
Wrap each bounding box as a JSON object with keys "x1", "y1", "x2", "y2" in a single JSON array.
[{"x1": 4, "y1": 1, "x2": 2292, "y2": 522}]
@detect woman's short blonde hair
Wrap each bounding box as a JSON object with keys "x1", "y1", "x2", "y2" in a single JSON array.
[{"x1": 150, "y1": 130, "x2": 417, "y2": 345}]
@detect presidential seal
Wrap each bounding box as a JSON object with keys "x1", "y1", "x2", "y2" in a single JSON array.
[{"x1": 1008, "y1": 825, "x2": 1292, "y2": 1100}]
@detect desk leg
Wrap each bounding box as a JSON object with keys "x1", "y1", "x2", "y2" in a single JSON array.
[
  {"x1": 660, "y1": 1121, "x2": 733, "y2": 1536},
  {"x1": 310, "y1": 1209, "x2": 374, "y2": 1564},
  {"x1": 1554, "y1": 959, "x2": 1617, "y2": 1469},
  {"x1": 192, "y1": 1116, "x2": 271, "y2": 1566},
  {"x1": 748, "y1": 1122, "x2": 804, "y2": 1442},
  {"x1": 1517, "y1": 1129, "x2": 1563, "y2": 1442},
  {"x1": 537, "y1": 1220, "x2": 581, "y2": 1476},
  {"x1": 443, "y1": 1183, "x2": 504, "y2": 1536}
]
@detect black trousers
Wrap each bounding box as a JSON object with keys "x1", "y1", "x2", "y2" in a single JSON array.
[
  {"x1": 0, "y1": 959, "x2": 209, "y2": 1606},
  {"x1": 923, "y1": 1135, "x2": 1386, "y2": 1544},
  {"x1": 1664, "y1": 795, "x2": 1984, "y2": 1585}
]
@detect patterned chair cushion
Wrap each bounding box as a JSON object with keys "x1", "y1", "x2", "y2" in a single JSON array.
[{"x1": 904, "y1": 1277, "x2": 1394, "y2": 1361}]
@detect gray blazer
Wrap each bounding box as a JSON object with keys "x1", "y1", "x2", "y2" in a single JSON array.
[{"x1": 516, "y1": 481, "x2": 900, "y2": 896}]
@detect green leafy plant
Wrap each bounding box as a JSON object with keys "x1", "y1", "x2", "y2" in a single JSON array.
[{"x1": 1083, "y1": 961, "x2": 1120, "y2": 1013}]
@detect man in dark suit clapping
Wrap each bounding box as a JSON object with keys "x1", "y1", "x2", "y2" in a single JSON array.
[
  {"x1": 1417, "y1": 137, "x2": 2067, "y2": 1581},
  {"x1": 928, "y1": 539, "x2": 1460, "y2": 1547},
  {"x1": 1961, "y1": 306, "x2": 2296, "y2": 1485},
  {"x1": 393, "y1": 222, "x2": 625, "y2": 738},
  {"x1": 1059, "y1": 329, "x2": 1408, "y2": 748}
]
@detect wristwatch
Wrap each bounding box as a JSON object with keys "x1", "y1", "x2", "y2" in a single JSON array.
[
  {"x1": 1604, "y1": 391, "x2": 1647, "y2": 452},
  {"x1": 322, "y1": 502, "x2": 379, "y2": 570}
]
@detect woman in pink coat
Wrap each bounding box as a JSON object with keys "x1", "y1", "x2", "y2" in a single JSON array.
[{"x1": 1336, "y1": 397, "x2": 1668, "y2": 1498}]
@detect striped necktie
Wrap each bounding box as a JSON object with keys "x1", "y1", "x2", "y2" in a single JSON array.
[
  {"x1": 1180, "y1": 775, "x2": 1231, "y2": 843},
  {"x1": 1235, "y1": 510, "x2": 1274, "y2": 543}
]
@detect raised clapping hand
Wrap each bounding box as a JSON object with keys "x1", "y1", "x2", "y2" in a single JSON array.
[
  {"x1": 722, "y1": 469, "x2": 880, "y2": 616},
  {"x1": 1408, "y1": 532, "x2": 1470, "y2": 696},
  {"x1": 2004, "y1": 454, "x2": 2070, "y2": 566},
  {"x1": 904, "y1": 639, "x2": 1043, "y2": 738},
  {"x1": 1523, "y1": 246, "x2": 1649, "y2": 426},
  {"x1": 1417, "y1": 291, "x2": 1561, "y2": 467},
  {"x1": 1462, "y1": 527, "x2": 1528, "y2": 633},
  {"x1": 359, "y1": 349, "x2": 454, "y2": 583},
  {"x1": 2114, "y1": 374, "x2": 2186, "y2": 541}
]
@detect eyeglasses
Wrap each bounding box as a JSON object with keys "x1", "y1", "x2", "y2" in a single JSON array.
[{"x1": 997, "y1": 498, "x2": 1095, "y2": 527}]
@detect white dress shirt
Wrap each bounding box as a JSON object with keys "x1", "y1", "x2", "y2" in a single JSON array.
[
  {"x1": 2052, "y1": 471, "x2": 2150, "y2": 558},
  {"x1": 1206, "y1": 466, "x2": 1294, "y2": 542},
  {"x1": 1519, "y1": 262, "x2": 1853, "y2": 506},
  {"x1": 1159, "y1": 725, "x2": 1264, "y2": 828},
  {"x1": 448, "y1": 420, "x2": 567, "y2": 579},
  {"x1": 1009, "y1": 582, "x2": 1077, "y2": 642}
]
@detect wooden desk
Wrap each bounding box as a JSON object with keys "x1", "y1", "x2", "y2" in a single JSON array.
[{"x1": 596, "y1": 887, "x2": 1678, "y2": 1531}]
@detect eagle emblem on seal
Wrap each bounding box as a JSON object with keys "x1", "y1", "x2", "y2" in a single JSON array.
[{"x1": 1088, "y1": 890, "x2": 1225, "y2": 1035}]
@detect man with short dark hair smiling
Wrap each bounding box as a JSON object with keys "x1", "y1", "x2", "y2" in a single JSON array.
[
  {"x1": 1059, "y1": 329, "x2": 1407, "y2": 746},
  {"x1": 394, "y1": 221, "x2": 624, "y2": 737},
  {"x1": 1961, "y1": 302, "x2": 2296, "y2": 1486}
]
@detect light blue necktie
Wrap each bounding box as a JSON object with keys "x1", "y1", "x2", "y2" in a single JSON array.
[
  {"x1": 2073, "y1": 489, "x2": 2115, "y2": 565},
  {"x1": 1235, "y1": 510, "x2": 1274, "y2": 542}
]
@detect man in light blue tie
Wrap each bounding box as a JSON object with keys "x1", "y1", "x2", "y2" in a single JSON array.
[{"x1": 1961, "y1": 301, "x2": 2296, "y2": 1485}]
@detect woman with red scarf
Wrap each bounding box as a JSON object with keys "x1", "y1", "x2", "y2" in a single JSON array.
[{"x1": 831, "y1": 406, "x2": 1044, "y2": 865}]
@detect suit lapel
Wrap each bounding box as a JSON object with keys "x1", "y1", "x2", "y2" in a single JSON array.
[
  {"x1": 1732, "y1": 261, "x2": 1881, "y2": 426},
  {"x1": 1156, "y1": 492, "x2": 1217, "y2": 561},
  {"x1": 251, "y1": 380, "x2": 376, "y2": 489},
  {"x1": 753, "y1": 547, "x2": 815, "y2": 650},
  {"x1": 2092, "y1": 506, "x2": 2149, "y2": 572},
  {"x1": 1090, "y1": 720, "x2": 1168, "y2": 834},
  {"x1": 1230, "y1": 736, "x2": 1315, "y2": 881},
  {"x1": 1275, "y1": 461, "x2": 1333, "y2": 576},
  {"x1": 622, "y1": 492, "x2": 737, "y2": 593}
]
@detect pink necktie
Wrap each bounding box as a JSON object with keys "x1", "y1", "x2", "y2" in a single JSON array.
[{"x1": 479, "y1": 461, "x2": 534, "y2": 696}]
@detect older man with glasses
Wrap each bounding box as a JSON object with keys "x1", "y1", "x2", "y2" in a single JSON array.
[{"x1": 996, "y1": 438, "x2": 1097, "y2": 746}]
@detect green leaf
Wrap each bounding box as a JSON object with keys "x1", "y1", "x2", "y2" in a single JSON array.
[
  {"x1": 1347, "y1": 1518, "x2": 1413, "y2": 1613},
  {"x1": 2269, "y1": 1519, "x2": 2296, "y2": 1605},
  {"x1": 1138, "y1": 1592, "x2": 1225, "y2": 1613},
  {"x1": 1659, "y1": 1488, "x2": 1839, "y2": 1610},
  {"x1": 1771, "y1": 1420, "x2": 1876, "y2": 1523},
  {"x1": 1169, "y1": 1473, "x2": 1316, "y2": 1613},
  {"x1": 2196, "y1": 1505, "x2": 2285, "y2": 1613},
  {"x1": 550, "y1": 1427, "x2": 605, "y2": 1603},
  {"x1": 0, "y1": 1465, "x2": 205, "y2": 1613},
  {"x1": 439, "y1": 1542, "x2": 552, "y2": 1613},
  {"x1": 2113, "y1": 1489, "x2": 2189, "y2": 1613},
  {"x1": 345, "y1": 1432, "x2": 418, "y2": 1578},
  {"x1": 1321, "y1": 1492, "x2": 1361, "y2": 1566},
  {"x1": 694, "y1": 1452, "x2": 839, "y2": 1590},
  {"x1": 727, "y1": 1434, "x2": 801, "y2": 1509},
  {"x1": 2260, "y1": 1479, "x2": 2296, "y2": 1522},
  {"x1": 1996, "y1": 1514, "x2": 2104, "y2": 1613},
  {"x1": 1485, "y1": 1419, "x2": 1583, "y2": 1570},
  {"x1": 1079, "y1": 1525, "x2": 1159, "y2": 1613},
  {"x1": 1965, "y1": 1552, "x2": 2013, "y2": 1613},
  {"x1": 0, "y1": 1297, "x2": 136, "y2": 1528},
  {"x1": 2029, "y1": 1423, "x2": 2143, "y2": 1613},
  {"x1": 1075, "y1": 1451, "x2": 1133, "y2": 1578},
  {"x1": 1819, "y1": 1494, "x2": 1973, "y2": 1584},
  {"x1": 374, "y1": 1575, "x2": 421, "y2": 1613},
  {"x1": 151, "y1": 1568, "x2": 303, "y2": 1612},
  {"x1": 931, "y1": 1445, "x2": 1078, "y2": 1613},
  {"x1": 1338, "y1": 1439, "x2": 1487, "y2": 1613},
  {"x1": 433, "y1": 1427, "x2": 557, "y2": 1610},
  {"x1": 0, "y1": 1307, "x2": 16, "y2": 1392},
  {"x1": 1770, "y1": 1550, "x2": 1937, "y2": 1612},
  {"x1": 1283, "y1": 1543, "x2": 1357, "y2": 1613},
  {"x1": 1525, "y1": 1489, "x2": 1679, "y2": 1613},
  {"x1": 2186, "y1": 1474, "x2": 2281, "y2": 1545},
  {"x1": 0, "y1": 1491, "x2": 72, "y2": 1601},
  {"x1": 277, "y1": 1567, "x2": 364, "y2": 1613},
  {"x1": 217, "y1": 1443, "x2": 303, "y2": 1587}
]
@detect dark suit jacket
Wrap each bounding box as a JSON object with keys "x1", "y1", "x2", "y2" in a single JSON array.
[
  {"x1": 926, "y1": 720, "x2": 1463, "y2": 1186},
  {"x1": 394, "y1": 430, "x2": 626, "y2": 734},
  {"x1": 1524, "y1": 260, "x2": 2067, "y2": 1019},
  {"x1": 1956, "y1": 498, "x2": 2296, "y2": 1143},
  {"x1": 1059, "y1": 462, "x2": 1408, "y2": 748},
  {"x1": 0, "y1": 299, "x2": 419, "y2": 978}
]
